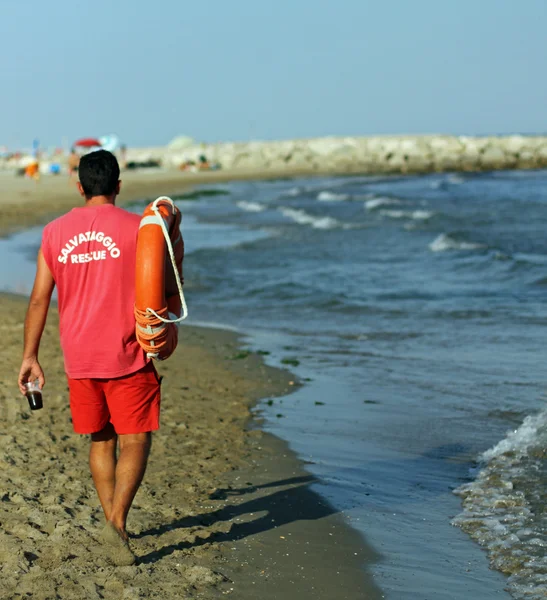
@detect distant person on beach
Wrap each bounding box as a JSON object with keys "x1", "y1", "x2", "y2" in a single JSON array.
[
  {"x1": 18, "y1": 150, "x2": 160, "y2": 566},
  {"x1": 198, "y1": 154, "x2": 211, "y2": 170},
  {"x1": 24, "y1": 159, "x2": 40, "y2": 181},
  {"x1": 119, "y1": 144, "x2": 127, "y2": 169},
  {"x1": 68, "y1": 147, "x2": 80, "y2": 179}
]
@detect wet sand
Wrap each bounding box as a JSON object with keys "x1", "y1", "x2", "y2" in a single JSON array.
[{"x1": 0, "y1": 169, "x2": 382, "y2": 598}]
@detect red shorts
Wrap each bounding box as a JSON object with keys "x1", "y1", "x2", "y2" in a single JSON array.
[{"x1": 67, "y1": 362, "x2": 161, "y2": 435}]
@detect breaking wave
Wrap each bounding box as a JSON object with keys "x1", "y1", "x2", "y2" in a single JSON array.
[
  {"x1": 237, "y1": 201, "x2": 266, "y2": 213},
  {"x1": 453, "y1": 409, "x2": 547, "y2": 599},
  {"x1": 279, "y1": 207, "x2": 340, "y2": 229},
  {"x1": 281, "y1": 186, "x2": 305, "y2": 197},
  {"x1": 317, "y1": 191, "x2": 350, "y2": 202},
  {"x1": 364, "y1": 196, "x2": 402, "y2": 211},
  {"x1": 381, "y1": 209, "x2": 434, "y2": 221},
  {"x1": 429, "y1": 233, "x2": 485, "y2": 253}
]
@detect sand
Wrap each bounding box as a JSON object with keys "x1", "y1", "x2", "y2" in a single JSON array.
[{"x1": 0, "y1": 169, "x2": 381, "y2": 598}]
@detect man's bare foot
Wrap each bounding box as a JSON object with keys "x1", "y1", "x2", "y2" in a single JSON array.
[{"x1": 101, "y1": 521, "x2": 136, "y2": 566}]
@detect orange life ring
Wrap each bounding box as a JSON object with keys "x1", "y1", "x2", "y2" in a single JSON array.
[{"x1": 134, "y1": 198, "x2": 185, "y2": 360}]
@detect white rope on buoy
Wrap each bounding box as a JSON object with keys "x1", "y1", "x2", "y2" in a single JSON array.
[{"x1": 144, "y1": 196, "x2": 188, "y2": 324}]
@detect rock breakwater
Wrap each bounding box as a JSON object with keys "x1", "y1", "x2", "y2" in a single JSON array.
[{"x1": 127, "y1": 134, "x2": 547, "y2": 175}]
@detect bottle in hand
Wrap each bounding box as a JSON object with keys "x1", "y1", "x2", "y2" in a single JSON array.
[{"x1": 24, "y1": 380, "x2": 43, "y2": 411}]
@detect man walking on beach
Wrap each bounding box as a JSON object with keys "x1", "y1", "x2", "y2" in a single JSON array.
[{"x1": 17, "y1": 150, "x2": 160, "y2": 566}]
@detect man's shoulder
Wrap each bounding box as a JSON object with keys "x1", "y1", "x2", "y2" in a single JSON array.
[
  {"x1": 111, "y1": 206, "x2": 141, "y2": 225},
  {"x1": 43, "y1": 210, "x2": 75, "y2": 237}
]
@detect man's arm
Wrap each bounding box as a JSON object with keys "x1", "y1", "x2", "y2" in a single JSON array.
[{"x1": 18, "y1": 248, "x2": 55, "y2": 394}]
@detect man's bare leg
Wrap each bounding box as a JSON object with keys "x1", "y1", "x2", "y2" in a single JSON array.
[
  {"x1": 90, "y1": 423, "x2": 117, "y2": 520},
  {"x1": 98, "y1": 432, "x2": 151, "y2": 566},
  {"x1": 108, "y1": 432, "x2": 152, "y2": 539}
]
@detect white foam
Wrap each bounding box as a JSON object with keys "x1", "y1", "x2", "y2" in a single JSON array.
[
  {"x1": 482, "y1": 410, "x2": 547, "y2": 462},
  {"x1": 364, "y1": 196, "x2": 402, "y2": 210},
  {"x1": 513, "y1": 252, "x2": 547, "y2": 265},
  {"x1": 317, "y1": 191, "x2": 350, "y2": 202},
  {"x1": 428, "y1": 175, "x2": 465, "y2": 189},
  {"x1": 237, "y1": 201, "x2": 266, "y2": 213},
  {"x1": 452, "y1": 409, "x2": 547, "y2": 599},
  {"x1": 280, "y1": 207, "x2": 339, "y2": 230},
  {"x1": 282, "y1": 187, "x2": 304, "y2": 197},
  {"x1": 380, "y1": 209, "x2": 434, "y2": 221},
  {"x1": 429, "y1": 233, "x2": 484, "y2": 253}
]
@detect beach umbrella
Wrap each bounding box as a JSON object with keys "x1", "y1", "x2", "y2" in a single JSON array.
[
  {"x1": 99, "y1": 134, "x2": 121, "y2": 152},
  {"x1": 74, "y1": 137, "x2": 102, "y2": 148}
]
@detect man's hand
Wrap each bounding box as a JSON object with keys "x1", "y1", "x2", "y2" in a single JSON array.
[{"x1": 18, "y1": 357, "x2": 45, "y2": 395}]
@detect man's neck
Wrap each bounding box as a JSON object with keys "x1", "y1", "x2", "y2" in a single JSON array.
[{"x1": 85, "y1": 195, "x2": 116, "y2": 207}]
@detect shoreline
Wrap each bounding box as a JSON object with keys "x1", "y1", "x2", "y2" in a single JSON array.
[
  {"x1": 0, "y1": 167, "x2": 382, "y2": 597},
  {"x1": 0, "y1": 166, "x2": 345, "y2": 238}
]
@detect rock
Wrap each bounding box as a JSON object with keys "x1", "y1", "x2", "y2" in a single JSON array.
[
  {"x1": 480, "y1": 145, "x2": 509, "y2": 168},
  {"x1": 536, "y1": 145, "x2": 547, "y2": 162},
  {"x1": 502, "y1": 135, "x2": 528, "y2": 155}
]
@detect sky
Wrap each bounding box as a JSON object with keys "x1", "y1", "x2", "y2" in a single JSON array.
[{"x1": 2, "y1": 0, "x2": 547, "y2": 149}]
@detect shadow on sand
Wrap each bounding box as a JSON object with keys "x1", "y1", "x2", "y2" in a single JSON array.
[{"x1": 136, "y1": 474, "x2": 335, "y2": 564}]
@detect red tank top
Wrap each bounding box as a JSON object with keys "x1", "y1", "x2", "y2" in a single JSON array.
[{"x1": 41, "y1": 203, "x2": 147, "y2": 379}]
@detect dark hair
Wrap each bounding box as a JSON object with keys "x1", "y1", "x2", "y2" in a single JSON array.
[{"x1": 78, "y1": 150, "x2": 120, "y2": 198}]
